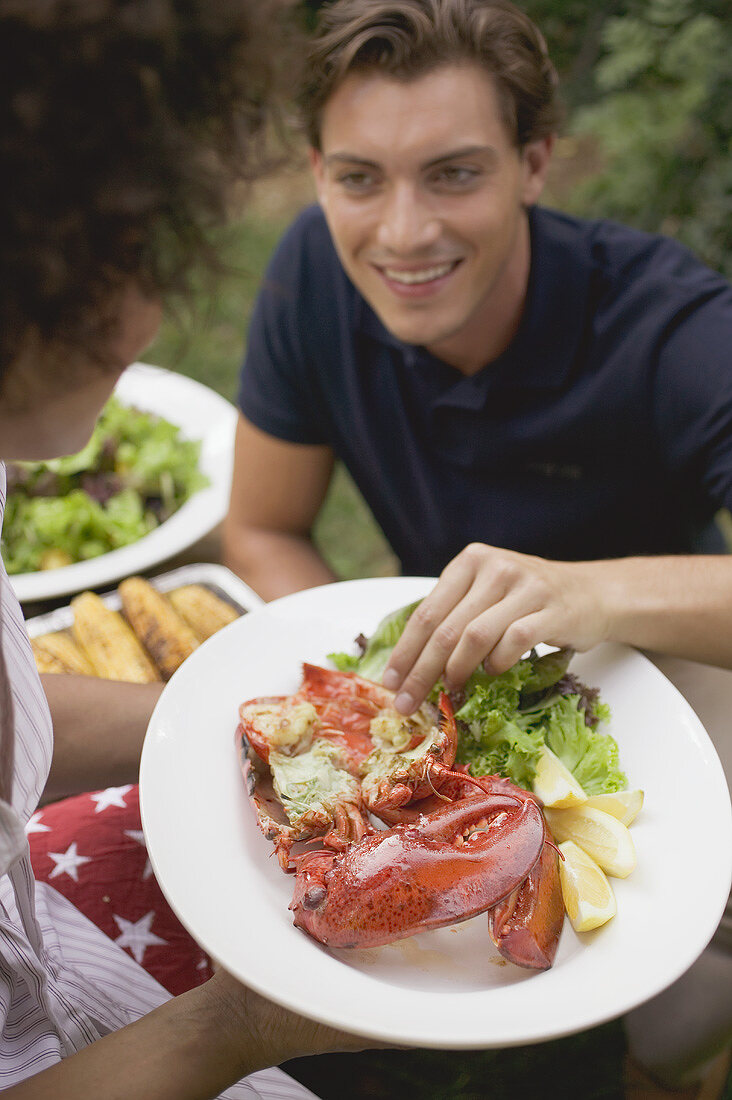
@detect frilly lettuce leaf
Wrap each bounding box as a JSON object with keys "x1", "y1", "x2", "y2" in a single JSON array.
[
  {"x1": 328, "y1": 599, "x2": 422, "y2": 681},
  {"x1": 455, "y1": 708, "x2": 544, "y2": 789},
  {"x1": 545, "y1": 696, "x2": 626, "y2": 795}
]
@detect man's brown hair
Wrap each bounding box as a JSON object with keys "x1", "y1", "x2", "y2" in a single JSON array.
[{"x1": 300, "y1": 0, "x2": 561, "y2": 150}]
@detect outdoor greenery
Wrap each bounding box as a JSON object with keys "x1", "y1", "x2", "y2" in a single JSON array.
[{"x1": 567, "y1": 0, "x2": 732, "y2": 279}]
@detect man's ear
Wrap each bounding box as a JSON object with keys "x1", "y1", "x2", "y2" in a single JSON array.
[
  {"x1": 521, "y1": 134, "x2": 554, "y2": 206},
  {"x1": 309, "y1": 147, "x2": 326, "y2": 205}
]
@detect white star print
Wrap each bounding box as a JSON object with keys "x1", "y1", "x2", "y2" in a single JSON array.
[
  {"x1": 90, "y1": 785, "x2": 133, "y2": 813},
  {"x1": 113, "y1": 911, "x2": 167, "y2": 964},
  {"x1": 25, "y1": 812, "x2": 51, "y2": 835},
  {"x1": 124, "y1": 828, "x2": 152, "y2": 879},
  {"x1": 48, "y1": 842, "x2": 92, "y2": 882}
]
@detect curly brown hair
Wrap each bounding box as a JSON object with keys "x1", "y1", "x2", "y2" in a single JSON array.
[
  {"x1": 0, "y1": 0, "x2": 289, "y2": 376},
  {"x1": 300, "y1": 0, "x2": 561, "y2": 151}
]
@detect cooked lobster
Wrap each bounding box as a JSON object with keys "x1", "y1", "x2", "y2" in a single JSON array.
[{"x1": 237, "y1": 664, "x2": 563, "y2": 970}]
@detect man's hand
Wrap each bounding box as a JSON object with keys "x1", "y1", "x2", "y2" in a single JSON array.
[{"x1": 382, "y1": 543, "x2": 610, "y2": 713}]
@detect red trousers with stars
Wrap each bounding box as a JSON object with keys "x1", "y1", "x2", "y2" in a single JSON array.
[{"x1": 27, "y1": 784, "x2": 214, "y2": 996}]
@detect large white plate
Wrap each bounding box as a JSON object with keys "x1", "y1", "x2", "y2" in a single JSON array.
[
  {"x1": 140, "y1": 576, "x2": 732, "y2": 1048},
  {"x1": 8, "y1": 362, "x2": 238, "y2": 603}
]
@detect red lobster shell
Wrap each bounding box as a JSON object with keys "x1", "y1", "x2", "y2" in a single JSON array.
[{"x1": 237, "y1": 664, "x2": 563, "y2": 969}]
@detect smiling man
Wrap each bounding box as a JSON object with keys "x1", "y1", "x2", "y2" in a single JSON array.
[
  {"x1": 223, "y1": 0, "x2": 732, "y2": 1092},
  {"x1": 224, "y1": 0, "x2": 732, "y2": 674},
  {"x1": 309, "y1": 62, "x2": 549, "y2": 372}
]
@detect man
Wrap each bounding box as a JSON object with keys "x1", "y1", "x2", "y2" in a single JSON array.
[
  {"x1": 0, "y1": 1, "x2": 371, "y2": 1096},
  {"x1": 222, "y1": 0, "x2": 732, "y2": 1092},
  {"x1": 224, "y1": 0, "x2": 732, "y2": 691}
]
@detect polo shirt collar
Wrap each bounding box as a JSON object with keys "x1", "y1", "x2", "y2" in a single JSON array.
[{"x1": 354, "y1": 205, "x2": 592, "y2": 403}]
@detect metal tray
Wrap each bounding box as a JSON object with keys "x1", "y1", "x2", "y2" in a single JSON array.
[{"x1": 25, "y1": 562, "x2": 264, "y2": 637}]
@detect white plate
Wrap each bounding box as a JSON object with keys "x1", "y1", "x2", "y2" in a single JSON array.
[
  {"x1": 8, "y1": 362, "x2": 238, "y2": 603},
  {"x1": 140, "y1": 576, "x2": 732, "y2": 1048}
]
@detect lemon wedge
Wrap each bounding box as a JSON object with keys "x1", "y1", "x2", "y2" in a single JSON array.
[
  {"x1": 544, "y1": 805, "x2": 636, "y2": 878},
  {"x1": 532, "y1": 745, "x2": 588, "y2": 808},
  {"x1": 558, "y1": 840, "x2": 617, "y2": 932},
  {"x1": 584, "y1": 789, "x2": 644, "y2": 826}
]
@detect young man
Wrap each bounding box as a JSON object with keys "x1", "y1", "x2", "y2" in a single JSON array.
[
  {"x1": 224, "y1": 0, "x2": 732, "y2": 699},
  {"x1": 0, "y1": 2, "x2": 371, "y2": 1096},
  {"x1": 222, "y1": 0, "x2": 732, "y2": 1092}
]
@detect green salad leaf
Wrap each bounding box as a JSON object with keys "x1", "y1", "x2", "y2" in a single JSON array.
[
  {"x1": 1, "y1": 396, "x2": 207, "y2": 574},
  {"x1": 544, "y1": 697, "x2": 626, "y2": 795},
  {"x1": 329, "y1": 599, "x2": 422, "y2": 681},
  {"x1": 456, "y1": 707, "x2": 545, "y2": 790}
]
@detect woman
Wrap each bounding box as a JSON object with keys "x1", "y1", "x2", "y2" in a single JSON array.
[{"x1": 0, "y1": 1, "x2": 368, "y2": 1095}]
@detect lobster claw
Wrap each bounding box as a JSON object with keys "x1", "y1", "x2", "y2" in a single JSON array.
[
  {"x1": 488, "y1": 839, "x2": 564, "y2": 970},
  {"x1": 470, "y1": 774, "x2": 565, "y2": 970},
  {"x1": 291, "y1": 791, "x2": 545, "y2": 949}
]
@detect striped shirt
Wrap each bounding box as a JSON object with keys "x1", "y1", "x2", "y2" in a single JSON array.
[{"x1": 0, "y1": 464, "x2": 315, "y2": 1100}]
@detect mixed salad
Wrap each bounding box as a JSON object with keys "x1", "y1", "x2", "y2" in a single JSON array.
[
  {"x1": 330, "y1": 600, "x2": 627, "y2": 796},
  {"x1": 2, "y1": 396, "x2": 208, "y2": 574}
]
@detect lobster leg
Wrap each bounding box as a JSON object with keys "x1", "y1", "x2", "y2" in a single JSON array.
[
  {"x1": 370, "y1": 765, "x2": 490, "y2": 827},
  {"x1": 290, "y1": 792, "x2": 545, "y2": 949}
]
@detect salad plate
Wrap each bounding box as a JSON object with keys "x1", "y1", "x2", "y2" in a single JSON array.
[
  {"x1": 140, "y1": 576, "x2": 732, "y2": 1048},
  {"x1": 8, "y1": 362, "x2": 237, "y2": 603}
]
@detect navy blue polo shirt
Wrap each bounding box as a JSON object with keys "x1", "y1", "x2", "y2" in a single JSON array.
[{"x1": 238, "y1": 204, "x2": 732, "y2": 576}]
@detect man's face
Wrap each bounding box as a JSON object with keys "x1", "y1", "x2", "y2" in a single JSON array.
[
  {"x1": 311, "y1": 64, "x2": 551, "y2": 363},
  {"x1": 0, "y1": 288, "x2": 162, "y2": 462}
]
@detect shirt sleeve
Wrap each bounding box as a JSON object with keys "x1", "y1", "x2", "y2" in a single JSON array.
[
  {"x1": 238, "y1": 210, "x2": 331, "y2": 446},
  {"x1": 652, "y1": 280, "x2": 732, "y2": 515}
]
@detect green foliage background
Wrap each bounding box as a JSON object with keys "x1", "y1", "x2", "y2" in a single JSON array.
[{"x1": 565, "y1": 0, "x2": 732, "y2": 279}]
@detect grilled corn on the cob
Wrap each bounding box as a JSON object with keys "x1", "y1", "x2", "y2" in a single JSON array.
[
  {"x1": 168, "y1": 584, "x2": 239, "y2": 641},
  {"x1": 118, "y1": 577, "x2": 198, "y2": 680},
  {"x1": 32, "y1": 640, "x2": 71, "y2": 675},
  {"x1": 31, "y1": 631, "x2": 95, "y2": 676},
  {"x1": 71, "y1": 591, "x2": 161, "y2": 682}
]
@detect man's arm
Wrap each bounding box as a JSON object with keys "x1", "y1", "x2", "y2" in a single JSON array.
[
  {"x1": 41, "y1": 675, "x2": 164, "y2": 801},
  {"x1": 383, "y1": 544, "x2": 732, "y2": 713},
  {"x1": 222, "y1": 413, "x2": 337, "y2": 600},
  {"x1": 5, "y1": 968, "x2": 372, "y2": 1100}
]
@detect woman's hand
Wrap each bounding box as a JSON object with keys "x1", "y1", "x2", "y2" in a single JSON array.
[{"x1": 208, "y1": 966, "x2": 380, "y2": 1068}]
